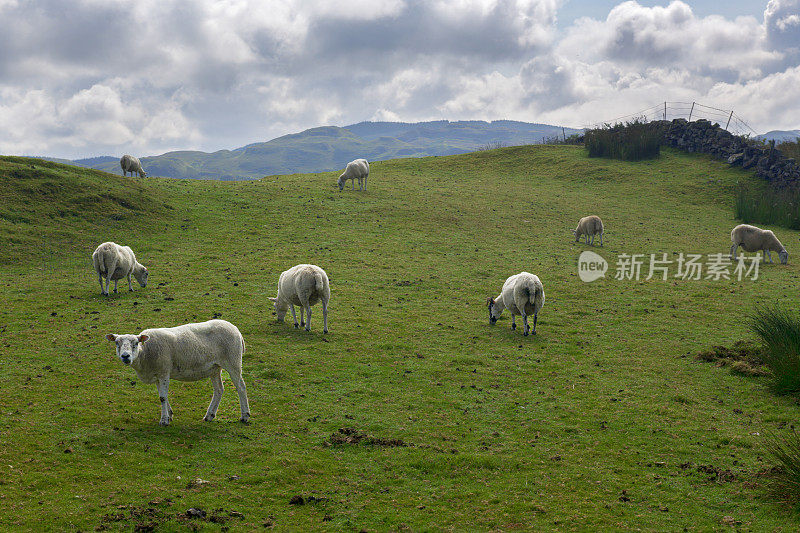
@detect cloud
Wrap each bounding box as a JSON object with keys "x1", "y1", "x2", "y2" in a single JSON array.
[{"x1": 0, "y1": 0, "x2": 799, "y2": 158}]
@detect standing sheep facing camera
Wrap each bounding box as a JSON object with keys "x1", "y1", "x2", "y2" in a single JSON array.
[
  {"x1": 106, "y1": 319, "x2": 250, "y2": 426},
  {"x1": 120, "y1": 154, "x2": 147, "y2": 178},
  {"x1": 487, "y1": 272, "x2": 545, "y2": 336},
  {"x1": 572, "y1": 215, "x2": 604, "y2": 245},
  {"x1": 730, "y1": 223, "x2": 788, "y2": 264},
  {"x1": 337, "y1": 158, "x2": 369, "y2": 191},
  {"x1": 270, "y1": 264, "x2": 330, "y2": 333},
  {"x1": 92, "y1": 241, "x2": 148, "y2": 295}
]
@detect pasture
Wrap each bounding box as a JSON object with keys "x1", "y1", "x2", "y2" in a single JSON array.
[{"x1": 0, "y1": 147, "x2": 798, "y2": 531}]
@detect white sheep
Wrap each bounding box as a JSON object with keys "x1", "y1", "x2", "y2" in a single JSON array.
[
  {"x1": 337, "y1": 158, "x2": 369, "y2": 191},
  {"x1": 269, "y1": 264, "x2": 330, "y2": 333},
  {"x1": 572, "y1": 215, "x2": 604, "y2": 245},
  {"x1": 106, "y1": 319, "x2": 250, "y2": 426},
  {"x1": 92, "y1": 241, "x2": 149, "y2": 296},
  {"x1": 120, "y1": 154, "x2": 147, "y2": 178},
  {"x1": 487, "y1": 272, "x2": 545, "y2": 336},
  {"x1": 730, "y1": 223, "x2": 788, "y2": 264}
]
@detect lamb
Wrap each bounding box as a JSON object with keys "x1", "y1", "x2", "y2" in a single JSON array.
[
  {"x1": 120, "y1": 154, "x2": 147, "y2": 178},
  {"x1": 337, "y1": 158, "x2": 369, "y2": 191},
  {"x1": 91, "y1": 241, "x2": 149, "y2": 296},
  {"x1": 572, "y1": 215, "x2": 604, "y2": 246},
  {"x1": 269, "y1": 264, "x2": 330, "y2": 333},
  {"x1": 730, "y1": 223, "x2": 788, "y2": 264},
  {"x1": 106, "y1": 319, "x2": 250, "y2": 426},
  {"x1": 487, "y1": 272, "x2": 545, "y2": 336}
]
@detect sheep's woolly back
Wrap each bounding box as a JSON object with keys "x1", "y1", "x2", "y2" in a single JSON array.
[
  {"x1": 731, "y1": 224, "x2": 785, "y2": 253},
  {"x1": 274, "y1": 263, "x2": 330, "y2": 308},
  {"x1": 120, "y1": 154, "x2": 146, "y2": 177},
  {"x1": 92, "y1": 241, "x2": 142, "y2": 281},
  {"x1": 575, "y1": 215, "x2": 603, "y2": 237},
  {"x1": 338, "y1": 158, "x2": 369, "y2": 183}
]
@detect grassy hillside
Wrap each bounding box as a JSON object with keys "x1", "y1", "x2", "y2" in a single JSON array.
[
  {"x1": 1, "y1": 147, "x2": 799, "y2": 531},
  {"x1": 0, "y1": 156, "x2": 171, "y2": 264}
]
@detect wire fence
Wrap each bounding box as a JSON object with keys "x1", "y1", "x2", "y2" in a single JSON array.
[{"x1": 585, "y1": 102, "x2": 757, "y2": 137}]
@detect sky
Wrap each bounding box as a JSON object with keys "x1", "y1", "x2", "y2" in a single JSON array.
[{"x1": 0, "y1": 0, "x2": 799, "y2": 159}]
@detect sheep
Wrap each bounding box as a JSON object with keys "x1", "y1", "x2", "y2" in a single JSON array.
[
  {"x1": 120, "y1": 154, "x2": 147, "y2": 178},
  {"x1": 730, "y1": 223, "x2": 788, "y2": 264},
  {"x1": 487, "y1": 272, "x2": 545, "y2": 336},
  {"x1": 92, "y1": 241, "x2": 148, "y2": 296},
  {"x1": 572, "y1": 215, "x2": 604, "y2": 245},
  {"x1": 337, "y1": 158, "x2": 369, "y2": 191},
  {"x1": 269, "y1": 264, "x2": 330, "y2": 333},
  {"x1": 105, "y1": 319, "x2": 250, "y2": 426}
]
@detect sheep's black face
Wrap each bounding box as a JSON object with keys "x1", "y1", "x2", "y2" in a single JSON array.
[
  {"x1": 138, "y1": 269, "x2": 149, "y2": 287},
  {"x1": 487, "y1": 298, "x2": 498, "y2": 325},
  {"x1": 780, "y1": 250, "x2": 789, "y2": 264},
  {"x1": 106, "y1": 333, "x2": 148, "y2": 365}
]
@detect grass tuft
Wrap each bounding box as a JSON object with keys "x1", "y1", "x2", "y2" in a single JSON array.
[
  {"x1": 749, "y1": 306, "x2": 800, "y2": 394},
  {"x1": 765, "y1": 430, "x2": 800, "y2": 508},
  {"x1": 735, "y1": 181, "x2": 800, "y2": 230}
]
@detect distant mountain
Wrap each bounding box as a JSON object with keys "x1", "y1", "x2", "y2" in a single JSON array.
[
  {"x1": 755, "y1": 130, "x2": 800, "y2": 143},
  {"x1": 54, "y1": 120, "x2": 582, "y2": 180}
]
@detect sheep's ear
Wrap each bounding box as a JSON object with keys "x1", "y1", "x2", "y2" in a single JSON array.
[
  {"x1": 106, "y1": 334, "x2": 117, "y2": 342},
  {"x1": 138, "y1": 334, "x2": 149, "y2": 343},
  {"x1": 486, "y1": 297, "x2": 494, "y2": 307}
]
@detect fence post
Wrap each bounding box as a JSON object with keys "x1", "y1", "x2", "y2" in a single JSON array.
[
  {"x1": 562, "y1": 127, "x2": 566, "y2": 142},
  {"x1": 688, "y1": 102, "x2": 695, "y2": 122},
  {"x1": 725, "y1": 110, "x2": 734, "y2": 131},
  {"x1": 664, "y1": 101, "x2": 667, "y2": 121}
]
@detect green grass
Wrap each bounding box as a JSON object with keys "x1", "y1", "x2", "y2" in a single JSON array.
[
  {"x1": 735, "y1": 180, "x2": 800, "y2": 230},
  {"x1": 1, "y1": 147, "x2": 800, "y2": 530}
]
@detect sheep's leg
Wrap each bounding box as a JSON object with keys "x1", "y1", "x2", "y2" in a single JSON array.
[
  {"x1": 290, "y1": 304, "x2": 299, "y2": 328},
  {"x1": 113, "y1": 279, "x2": 118, "y2": 294},
  {"x1": 225, "y1": 368, "x2": 250, "y2": 423},
  {"x1": 351, "y1": 179, "x2": 355, "y2": 190},
  {"x1": 105, "y1": 260, "x2": 117, "y2": 295},
  {"x1": 127, "y1": 273, "x2": 133, "y2": 292},
  {"x1": 305, "y1": 305, "x2": 312, "y2": 332},
  {"x1": 730, "y1": 244, "x2": 738, "y2": 260},
  {"x1": 98, "y1": 273, "x2": 105, "y2": 295},
  {"x1": 156, "y1": 378, "x2": 171, "y2": 426},
  {"x1": 532, "y1": 313, "x2": 538, "y2": 335},
  {"x1": 203, "y1": 368, "x2": 224, "y2": 422},
  {"x1": 322, "y1": 299, "x2": 329, "y2": 334},
  {"x1": 299, "y1": 307, "x2": 305, "y2": 328},
  {"x1": 522, "y1": 313, "x2": 530, "y2": 337},
  {"x1": 600, "y1": 232, "x2": 603, "y2": 246},
  {"x1": 590, "y1": 235, "x2": 595, "y2": 245},
  {"x1": 511, "y1": 315, "x2": 516, "y2": 330},
  {"x1": 766, "y1": 250, "x2": 773, "y2": 263}
]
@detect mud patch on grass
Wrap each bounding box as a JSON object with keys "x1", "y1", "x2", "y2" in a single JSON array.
[
  {"x1": 696, "y1": 341, "x2": 769, "y2": 377},
  {"x1": 696, "y1": 464, "x2": 738, "y2": 483},
  {"x1": 323, "y1": 427, "x2": 409, "y2": 448}
]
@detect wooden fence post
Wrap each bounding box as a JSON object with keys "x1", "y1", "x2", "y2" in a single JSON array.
[
  {"x1": 725, "y1": 110, "x2": 734, "y2": 131},
  {"x1": 688, "y1": 102, "x2": 695, "y2": 122}
]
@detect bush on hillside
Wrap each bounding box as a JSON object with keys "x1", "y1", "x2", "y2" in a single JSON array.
[
  {"x1": 735, "y1": 181, "x2": 800, "y2": 230},
  {"x1": 585, "y1": 119, "x2": 661, "y2": 161}
]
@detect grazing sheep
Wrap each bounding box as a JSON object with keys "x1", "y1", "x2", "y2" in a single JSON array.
[
  {"x1": 572, "y1": 215, "x2": 604, "y2": 246},
  {"x1": 106, "y1": 319, "x2": 250, "y2": 426},
  {"x1": 487, "y1": 272, "x2": 545, "y2": 336},
  {"x1": 572, "y1": 215, "x2": 604, "y2": 245},
  {"x1": 92, "y1": 241, "x2": 148, "y2": 296},
  {"x1": 730, "y1": 223, "x2": 788, "y2": 264},
  {"x1": 120, "y1": 154, "x2": 146, "y2": 178},
  {"x1": 269, "y1": 264, "x2": 330, "y2": 333},
  {"x1": 337, "y1": 158, "x2": 369, "y2": 191}
]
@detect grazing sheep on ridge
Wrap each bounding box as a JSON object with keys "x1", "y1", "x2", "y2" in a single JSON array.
[
  {"x1": 92, "y1": 241, "x2": 148, "y2": 296},
  {"x1": 572, "y1": 215, "x2": 604, "y2": 246},
  {"x1": 337, "y1": 158, "x2": 369, "y2": 191},
  {"x1": 269, "y1": 264, "x2": 330, "y2": 333},
  {"x1": 120, "y1": 154, "x2": 146, "y2": 178},
  {"x1": 730, "y1": 223, "x2": 788, "y2": 264},
  {"x1": 106, "y1": 319, "x2": 250, "y2": 426},
  {"x1": 487, "y1": 272, "x2": 545, "y2": 336}
]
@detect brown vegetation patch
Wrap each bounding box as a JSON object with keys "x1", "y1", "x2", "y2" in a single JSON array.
[{"x1": 696, "y1": 340, "x2": 769, "y2": 377}]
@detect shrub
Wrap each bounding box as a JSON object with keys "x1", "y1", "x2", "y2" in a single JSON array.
[
  {"x1": 764, "y1": 430, "x2": 800, "y2": 507},
  {"x1": 777, "y1": 139, "x2": 800, "y2": 161},
  {"x1": 735, "y1": 181, "x2": 800, "y2": 230},
  {"x1": 749, "y1": 306, "x2": 800, "y2": 394},
  {"x1": 585, "y1": 119, "x2": 661, "y2": 161}
]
